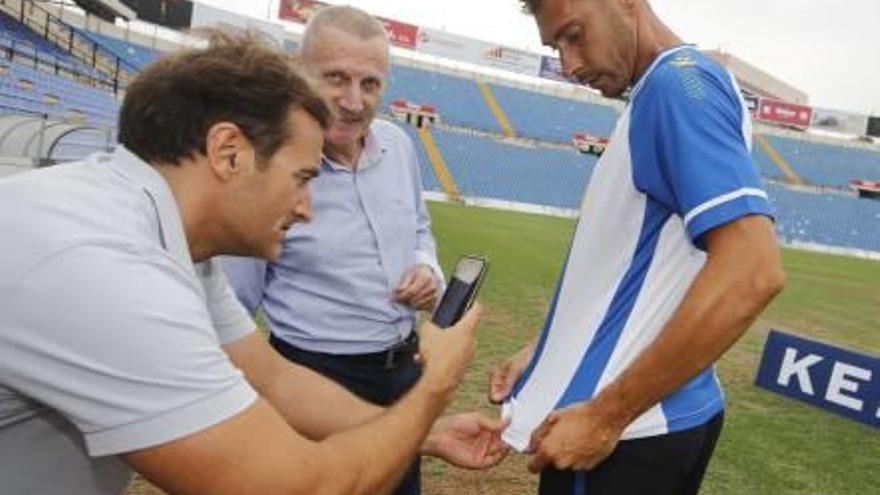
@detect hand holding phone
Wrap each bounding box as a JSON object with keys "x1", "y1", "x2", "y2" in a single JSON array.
[{"x1": 431, "y1": 255, "x2": 488, "y2": 328}]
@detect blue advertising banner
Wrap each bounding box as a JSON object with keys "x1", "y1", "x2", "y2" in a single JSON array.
[{"x1": 755, "y1": 330, "x2": 878, "y2": 428}]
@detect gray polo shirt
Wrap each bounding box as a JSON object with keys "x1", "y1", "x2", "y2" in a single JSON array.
[{"x1": 0, "y1": 147, "x2": 257, "y2": 494}]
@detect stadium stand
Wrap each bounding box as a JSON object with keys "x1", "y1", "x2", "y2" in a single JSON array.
[
  {"x1": 74, "y1": 29, "x2": 161, "y2": 70},
  {"x1": 768, "y1": 183, "x2": 880, "y2": 252},
  {"x1": 0, "y1": 59, "x2": 119, "y2": 125},
  {"x1": 385, "y1": 64, "x2": 502, "y2": 134},
  {"x1": 1, "y1": 7, "x2": 878, "y2": 256},
  {"x1": 424, "y1": 127, "x2": 596, "y2": 209},
  {"x1": 399, "y1": 123, "x2": 443, "y2": 192},
  {"x1": 1, "y1": 10, "x2": 78, "y2": 67},
  {"x1": 489, "y1": 83, "x2": 619, "y2": 143},
  {"x1": 761, "y1": 134, "x2": 880, "y2": 188}
]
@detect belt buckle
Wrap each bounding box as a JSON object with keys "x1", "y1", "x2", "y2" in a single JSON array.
[
  {"x1": 385, "y1": 331, "x2": 418, "y2": 370},
  {"x1": 384, "y1": 347, "x2": 396, "y2": 370}
]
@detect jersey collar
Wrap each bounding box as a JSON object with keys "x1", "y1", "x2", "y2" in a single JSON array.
[{"x1": 628, "y1": 44, "x2": 697, "y2": 103}]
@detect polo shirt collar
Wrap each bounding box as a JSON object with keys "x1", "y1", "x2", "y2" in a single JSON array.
[{"x1": 109, "y1": 146, "x2": 193, "y2": 269}]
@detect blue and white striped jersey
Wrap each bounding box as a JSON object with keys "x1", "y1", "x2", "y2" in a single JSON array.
[{"x1": 502, "y1": 45, "x2": 773, "y2": 451}]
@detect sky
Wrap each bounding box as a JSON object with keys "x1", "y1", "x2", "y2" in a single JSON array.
[{"x1": 198, "y1": 0, "x2": 880, "y2": 116}]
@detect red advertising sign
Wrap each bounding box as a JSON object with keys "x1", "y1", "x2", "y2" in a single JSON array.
[
  {"x1": 278, "y1": 0, "x2": 326, "y2": 24},
  {"x1": 378, "y1": 17, "x2": 418, "y2": 49},
  {"x1": 277, "y1": 2, "x2": 417, "y2": 49},
  {"x1": 757, "y1": 99, "x2": 813, "y2": 128}
]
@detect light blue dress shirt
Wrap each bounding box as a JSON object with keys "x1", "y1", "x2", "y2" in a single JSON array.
[{"x1": 223, "y1": 119, "x2": 444, "y2": 354}]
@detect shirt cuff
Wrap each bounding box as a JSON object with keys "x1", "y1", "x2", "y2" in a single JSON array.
[
  {"x1": 85, "y1": 380, "x2": 257, "y2": 456},
  {"x1": 214, "y1": 307, "x2": 257, "y2": 346},
  {"x1": 684, "y1": 189, "x2": 774, "y2": 248},
  {"x1": 414, "y1": 250, "x2": 445, "y2": 292}
]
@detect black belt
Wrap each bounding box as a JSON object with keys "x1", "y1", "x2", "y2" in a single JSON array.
[{"x1": 274, "y1": 331, "x2": 420, "y2": 370}]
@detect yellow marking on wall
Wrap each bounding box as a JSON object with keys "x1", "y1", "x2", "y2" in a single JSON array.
[
  {"x1": 755, "y1": 133, "x2": 805, "y2": 186},
  {"x1": 417, "y1": 127, "x2": 461, "y2": 202},
  {"x1": 476, "y1": 80, "x2": 516, "y2": 138}
]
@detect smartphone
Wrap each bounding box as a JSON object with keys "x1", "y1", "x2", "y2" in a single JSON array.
[{"x1": 431, "y1": 255, "x2": 489, "y2": 328}]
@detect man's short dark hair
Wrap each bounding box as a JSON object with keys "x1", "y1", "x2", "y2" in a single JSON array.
[
  {"x1": 119, "y1": 30, "x2": 330, "y2": 166},
  {"x1": 520, "y1": 0, "x2": 543, "y2": 15}
]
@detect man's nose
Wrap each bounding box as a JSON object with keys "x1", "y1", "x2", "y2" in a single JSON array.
[
  {"x1": 294, "y1": 189, "x2": 313, "y2": 223},
  {"x1": 338, "y1": 84, "x2": 365, "y2": 114},
  {"x1": 559, "y1": 46, "x2": 581, "y2": 80}
]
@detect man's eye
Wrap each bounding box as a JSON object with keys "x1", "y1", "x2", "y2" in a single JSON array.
[{"x1": 325, "y1": 73, "x2": 345, "y2": 84}]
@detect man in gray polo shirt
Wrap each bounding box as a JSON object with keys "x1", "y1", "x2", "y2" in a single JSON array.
[{"x1": 0, "y1": 32, "x2": 504, "y2": 495}]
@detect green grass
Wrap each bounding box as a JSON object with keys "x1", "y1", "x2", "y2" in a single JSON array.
[{"x1": 423, "y1": 201, "x2": 880, "y2": 495}]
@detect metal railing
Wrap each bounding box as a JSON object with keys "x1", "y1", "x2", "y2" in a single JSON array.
[{"x1": 0, "y1": 0, "x2": 139, "y2": 94}]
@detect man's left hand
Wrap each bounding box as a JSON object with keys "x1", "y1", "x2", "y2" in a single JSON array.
[
  {"x1": 423, "y1": 412, "x2": 510, "y2": 470},
  {"x1": 527, "y1": 400, "x2": 627, "y2": 473},
  {"x1": 394, "y1": 264, "x2": 438, "y2": 310}
]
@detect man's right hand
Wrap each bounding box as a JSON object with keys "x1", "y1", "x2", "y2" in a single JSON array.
[
  {"x1": 417, "y1": 303, "x2": 482, "y2": 404},
  {"x1": 489, "y1": 341, "x2": 537, "y2": 404}
]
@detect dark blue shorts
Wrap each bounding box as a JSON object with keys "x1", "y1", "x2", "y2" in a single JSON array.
[{"x1": 539, "y1": 412, "x2": 724, "y2": 495}]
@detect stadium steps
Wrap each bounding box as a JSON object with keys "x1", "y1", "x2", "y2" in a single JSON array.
[
  {"x1": 416, "y1": 127, "x2": 462, "y2": 202},
  {"x1": 476, "y1": 80, "x2": 517, "y2": 138},
  {"x1": 754, "y1": 133, "x2": 805, "y2": 186}
]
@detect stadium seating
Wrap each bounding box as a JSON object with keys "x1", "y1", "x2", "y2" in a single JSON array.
[
  {"x1": 750, "y1": 140, "x2": 789, "y2": 183},
  {"x1": 403, "y1": 123, "x2": 879, "y2": 252},
  {"x1": 423, "y1": 127, "x2": 596, "y2": 209},
  {"x1": 0, "y1": 60, "x2": 119, "y2": 125},
  {"x1": 1, "y1": 10, "x2": 74, "y2": 64},
  {"x1": 768, "y1": 183, "x2": 880, "y2": 252},
  {"x1": 76, "y1": 30, "x2": 161, "y2": 70},
  {"x1": 1, "y1": 11, "x2": 876, "y2": 255},
  {"x1": 489, "y1": 83, "x2": 619, "y2": 143},
  {"x1": 763, "y1": 134, "x2": 880, "y2": 188},
  {"x1": 398, "y1": 124, "x2": 442, "y2": 193},
  {"x1": 385, "y1": 65, "x2": 502, "y2": 134}
]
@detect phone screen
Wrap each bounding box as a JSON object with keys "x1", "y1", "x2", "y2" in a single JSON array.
[{"x1": 431, "y1": 256, "x2": 488, "y2": 328}]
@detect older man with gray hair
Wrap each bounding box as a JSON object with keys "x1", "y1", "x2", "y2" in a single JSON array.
[{"x1": 223, "y1": 6, "x2": 445, "y2": 494}]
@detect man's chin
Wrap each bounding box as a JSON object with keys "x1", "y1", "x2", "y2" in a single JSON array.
[{"x1": 329, "y1": 123, "x2": 363, "y2": 138}]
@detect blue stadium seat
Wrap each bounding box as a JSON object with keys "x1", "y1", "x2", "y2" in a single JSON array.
[
  {"x1": 1, "y1": 59, "x2": 118, "y2": 124},
  {"x1": 489, "y1": 84, "x2": 619, "y2": 143},
  {"x1": 385, "y1": 65, "x2": 501, "y2": 134},
  {"x1": 764, "y1": 134, "x2": 880, "y2": 187},
  {"x1": 768, "y1": 183, "x2": 880, "y2": 252},
  {"x1": 398, "y1": 124, "x2": 442, "y2": 193},
  {"x1": 426, "y1": 127, "x2": 596, "y2": 209},
  {"x1": 76, "y1": 30, "x2": 161, "y2": 70}
]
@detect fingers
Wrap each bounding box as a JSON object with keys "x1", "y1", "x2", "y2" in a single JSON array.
[
  {"x1": 456, "y1": 301, "x2": 482, "y2": 328},
  {"x1": 527, "y1": 451, "x2": 549, "y2": 473},
  {"x1": 488, "y1": 362, "x2": 513, "y2": 404},
  {"x1": 527, "y1": 413, "x2": 557, "y2": 453},
  {"x1": 474, "y1": 412, "x2": 510, "y2": 433},
  {"x1": 393, "y1": 269, "x2": 418, "y2": 303},
  {"x1": 412, "y1": 286, "x2": 437, "y2": 310},
  {"x1": 395, "y1": 265, "x2": 437, "y2": 303}
]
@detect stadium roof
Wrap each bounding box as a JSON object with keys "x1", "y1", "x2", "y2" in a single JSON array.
[{"x1": 705, "y1": 49, "x2": 808, "y2": 105}]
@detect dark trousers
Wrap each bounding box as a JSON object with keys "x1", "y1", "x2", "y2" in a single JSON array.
[
  {"x1": 269, "y1": 334, "x2": 423, "y2": 495},
  {"x1": 539, "y1": 412, "x2": 724, "y2": 495}
]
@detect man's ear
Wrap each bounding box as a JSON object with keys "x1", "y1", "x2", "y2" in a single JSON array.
[{"x1": 205, "y1": 121, "x2": 249, "y2": 182}]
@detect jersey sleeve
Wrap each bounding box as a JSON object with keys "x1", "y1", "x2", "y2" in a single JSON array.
[
  {"x1": 197, "y1": 258, "x2": 257, "y2": 345},
  {"x1": 0, "y1": 243, "x2": 257, "y2": 456},
  {"x1": 630, "y1": 57, "x2": 773, "y2": 248}
]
